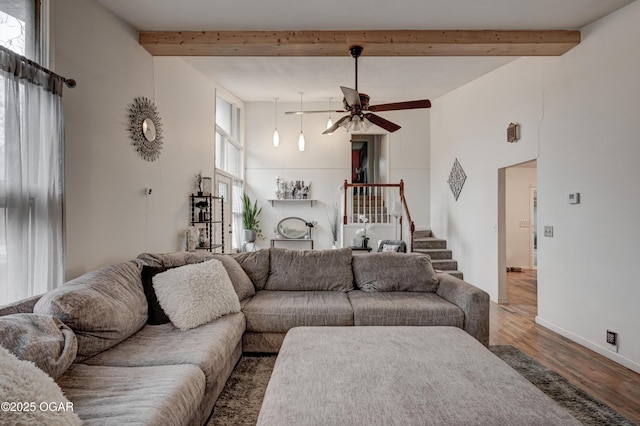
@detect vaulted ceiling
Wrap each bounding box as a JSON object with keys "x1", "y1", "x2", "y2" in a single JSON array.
[{"x1": 96, "y1": 0, "x2": 634, "y2": 102}]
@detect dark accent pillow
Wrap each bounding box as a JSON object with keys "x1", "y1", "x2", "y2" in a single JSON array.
[{"x1": 141, "y1": 266, "x2": 171, "y2": 325}]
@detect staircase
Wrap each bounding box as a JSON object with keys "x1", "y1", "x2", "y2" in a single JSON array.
[{"x1": 412, "y1": 230, "x2": 463, "y2": 279}]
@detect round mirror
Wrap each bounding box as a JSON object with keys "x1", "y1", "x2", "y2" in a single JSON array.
[
  {"x1": 142, "y1": 118, "x2": 156, "y2": 141},
  {"x1": 277, "y1": 217, "x2": 308, "y2": 239}
]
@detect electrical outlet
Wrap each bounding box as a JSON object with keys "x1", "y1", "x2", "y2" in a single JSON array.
[
  {"x1": 606, "y1": 330, "x2": 617, "y2": 346},
  {"x1": 544, "y1": 226, "x2": 554, "y2": 237}
]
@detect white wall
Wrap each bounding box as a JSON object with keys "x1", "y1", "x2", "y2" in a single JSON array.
[
  {"x1": 244, "y1": 102, "x2": 430, "y2": 250},
  {"x1": 54, "y1": 0, "x2": 242, "y2": 279},
  {"x1": 431, "y1": 2, "x2": 640, "y2": 371},
  {"x1": 506, "y1": 167, "x2": 537, "y2": 269}
]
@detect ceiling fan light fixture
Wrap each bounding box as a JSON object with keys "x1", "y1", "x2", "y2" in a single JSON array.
[{"x1": 326, "y1": 98, "x2": 334, "y2": 135}]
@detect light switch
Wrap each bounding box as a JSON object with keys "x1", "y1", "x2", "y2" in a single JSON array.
[
  {"x1": 544, "y1": 226, "x2": 554, "y2": 237},
  {"x1": 568, "y1": 193, "x2": 580, "y2": 204}
]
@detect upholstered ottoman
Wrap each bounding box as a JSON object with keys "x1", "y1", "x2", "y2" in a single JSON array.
[{"x1": 257, "y1": 326, "x2": 580, "y2": 426}]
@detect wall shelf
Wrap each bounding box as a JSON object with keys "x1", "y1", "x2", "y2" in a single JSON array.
[{"x1": 267, "y1": 199, "x2": 316, "y2": 207}]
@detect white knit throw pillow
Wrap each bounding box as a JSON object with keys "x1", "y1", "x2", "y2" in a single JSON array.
[
  {"x1": 0, "y1": 345, "x2": 82, "y2": 426},
  {"x1": 153, "y1": 259, "x2": 241, "y2": 331}
]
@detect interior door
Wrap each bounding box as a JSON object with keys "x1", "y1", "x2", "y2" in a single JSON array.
[{"x1": 215, "y1": 173, "x2": 233, "y2": 253}]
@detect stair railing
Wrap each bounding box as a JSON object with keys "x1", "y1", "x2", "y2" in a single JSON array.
[{"x1": 343, "y1": 179, "x2": 415, "y2": 251}]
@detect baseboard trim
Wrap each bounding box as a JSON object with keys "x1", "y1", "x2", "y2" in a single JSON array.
[{"x1": 535, "y1": 316, "x2": 640, "y2": 374}]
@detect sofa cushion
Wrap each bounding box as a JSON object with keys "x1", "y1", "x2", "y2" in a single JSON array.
[
  {"x1": 210, "y1": 255, "x2": 256, "y2": 301},
  {"x1": 83, "y1": 311, "x2": 245, "y2": 418},
  {"x1": 58, "y1": 363, "x2": 205, "y2": 426},
  {"x1": 137, "y1": 251, "x2": 214, "y2": 268},
  {"x1": 232, "y1": 249, "x2": 270, "y2": 290},
  {"x1": 0, "y1": 313, "x2": 77, "y2": 379},
  {"x1": 348, "y1": 290, "x2": 464, "y2": 327},
  {"x1": 138, "y1": 252, "x2": 256, "y2": 301},
  {"x1": 153, "y1": 259, "x2": 241, "y2": 331},
  {"x1": 352, "y1": 252, "x2": 438, "y2": 292},
  {"x1": 33, "y1": 261, "x2": 147, "y2": 362},
  {"x1": 265, "y1": 247, "x2": 353, "y2": 291},
  {"x1": 243, "y1": 290, "x2": 354, "y2": 333},
  {"x1": 0, "y1": 345, "x2": 82, "y2": 426}
]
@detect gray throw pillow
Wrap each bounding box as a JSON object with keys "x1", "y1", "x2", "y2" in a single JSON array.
[
  {"x1": 34, "y1": 261, "x2": 147, "y2": 362},
  {"x1": 232, "y1": 249, "x2": 270, "y2": 290},
  {"x1": 353, "y1": 252, "x2": 439, "y2": 292},
  {"x1": 265, "y1": 247, "x2": 354, "y2": 291},
  {"x1": 0, "y1": 313, "x2": 77, "y2": 379},
  {"x1": 210, "y1": 255, "x2": 256, "y2": 301}
]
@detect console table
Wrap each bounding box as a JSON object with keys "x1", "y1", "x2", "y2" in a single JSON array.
[{"x1": 270, "y1": 239, "x2": 314, "y2": 250}]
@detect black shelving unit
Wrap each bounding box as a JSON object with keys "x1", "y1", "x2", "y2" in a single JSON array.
[{"x1": 190, "y1": 194, "x2": 224, "y2": 252}]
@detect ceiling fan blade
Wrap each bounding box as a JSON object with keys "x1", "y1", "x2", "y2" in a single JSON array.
[
  {"x1": 284, "y1": 109, "x2": 345, "y2": 115},
  {"x1": 323, "y1": 115, "x2": 350, "y2": 134},
  {"x1": 340, "y1": 86, "x2": 361, "y2": 107},
  {"x1": 365, "y1": 113, "x2": 402, "y2": 133},
  {"x1": 368, "y1": 99, "x2": 431, "y2": 112}
]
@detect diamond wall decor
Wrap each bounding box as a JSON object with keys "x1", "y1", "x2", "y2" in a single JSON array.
[{"x1": 447, "y1": 158, "x2": 467, "y2": 201}]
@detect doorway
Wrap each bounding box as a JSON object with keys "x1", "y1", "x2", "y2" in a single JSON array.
[
  {"x1": 498, "y1": 160, "x2": 537, "y2": 305},
  {"x1": 214, "y1": 172, "x2": 233, "y2": 253}
]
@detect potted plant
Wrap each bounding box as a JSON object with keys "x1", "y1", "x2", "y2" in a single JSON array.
[
  {"x1": 195, "y1": 200, "x2": 208, "y2": 222},
  {"x1": 242, "y1": 193, "x2": 262, "y2": 243}
]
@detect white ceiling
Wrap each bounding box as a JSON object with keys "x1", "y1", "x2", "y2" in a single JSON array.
[{"x1": 96, "y1": 0, "x2": 634, "y2": 103}]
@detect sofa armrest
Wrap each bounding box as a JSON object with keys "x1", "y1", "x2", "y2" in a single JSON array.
[{"x1": 436, "y1": 273, "x2": 489, "y2": 346}]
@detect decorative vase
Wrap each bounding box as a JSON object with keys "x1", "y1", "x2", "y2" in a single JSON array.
[
  {"x1": 198, "y1": 210, "x2": 206, "y2": 222},
  {"x1": 198, "y1": 228, "x2": 208, "y2": 248},
  {"x1": 243, "y1": 229, "x2": 257, "y2": 243},
  {"x1": 362, "y1": 238, "x2": 369, "y2": 248}
]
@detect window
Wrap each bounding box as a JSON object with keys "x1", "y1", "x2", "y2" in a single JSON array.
[
  {"x1": 215, "y1": 95, "x2": 243, "y2": 251},
  {"x1": 0, "y1": 0, "x2": 39, "y2": 60},
  {"x1": 215, "y1": 96, "x2": 242, "y2": 178},
  {"x1": 1, "y1": 1, "x2": 63, "y2": 305}
]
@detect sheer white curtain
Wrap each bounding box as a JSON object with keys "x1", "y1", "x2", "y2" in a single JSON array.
[{"x1": 0, "y1": 48, "x2": 65, "y2": 304}]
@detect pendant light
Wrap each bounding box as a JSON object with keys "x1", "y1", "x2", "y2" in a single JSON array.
[
  {"x1": 298, "y1": 92, "x2": 306, "y2": 151},
  {"x1": 273, "y1": 98, "x2": 280, "y2": 147},
  {"x1": 326, "y1": 97, "x2": 334, "y2": 135}
]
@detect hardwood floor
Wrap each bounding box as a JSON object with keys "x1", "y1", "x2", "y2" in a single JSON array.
[{"x1": 491, "y1": 270, "x2": 640, "y2": 423}]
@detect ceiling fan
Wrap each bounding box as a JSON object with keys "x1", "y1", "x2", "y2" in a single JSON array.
[{"x1": 285, "y1": 46, "x2": 431, "y2": 134}]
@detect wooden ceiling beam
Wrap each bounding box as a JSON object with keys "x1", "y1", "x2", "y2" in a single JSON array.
[{"x1": 139, "y1": 30, "x2": 580, "y2": 57}]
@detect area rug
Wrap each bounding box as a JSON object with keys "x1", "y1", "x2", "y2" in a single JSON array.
[{"x1": 207, "y1": 346, "x2": 635, "y2": 426}]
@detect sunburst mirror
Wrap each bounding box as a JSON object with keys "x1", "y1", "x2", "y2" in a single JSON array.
[{"x1": 128, "y1": 97, "x2": 163, "y2": 161}]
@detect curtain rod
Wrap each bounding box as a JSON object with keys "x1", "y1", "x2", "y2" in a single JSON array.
[{"x1": 0, "y1": 45, "x2": 76, "y2": 89}]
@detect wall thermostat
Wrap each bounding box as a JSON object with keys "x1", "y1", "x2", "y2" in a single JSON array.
[{"x1": 568, "y1": 192, "x2": 580, "y2": 204}]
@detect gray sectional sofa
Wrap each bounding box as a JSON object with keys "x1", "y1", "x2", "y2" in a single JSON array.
[{"x1": 0, "y1": 247, "x2": 489, "y2": 425}]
